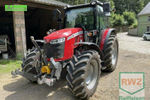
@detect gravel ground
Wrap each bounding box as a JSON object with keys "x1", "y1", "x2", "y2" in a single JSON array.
[
  {"x1": 118, "y1": 32, "x2": 150, "y2": 54},
  {"x1": 0, "y1": 33, "x2": 150, "y2": 100}
]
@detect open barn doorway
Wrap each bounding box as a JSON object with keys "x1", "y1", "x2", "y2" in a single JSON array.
[
  {"x1": 25, "y1": 7, "x2": 61, "y2": 49},
  {"x1": 0, "y1": 7, "x2": 16, "y2": 58},
  {"x1": 0, "y1": 5, "x2": 64, "y2": 58}
]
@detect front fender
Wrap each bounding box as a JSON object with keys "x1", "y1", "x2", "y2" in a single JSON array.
[
  {"x1": 100, "y1": 28, "x2": 117, "y2": 50},
  {"x1": 75, "y1": 42, "x2": 104, "y2": 60}
]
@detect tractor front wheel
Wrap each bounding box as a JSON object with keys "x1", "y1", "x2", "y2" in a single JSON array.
[
  {"x1": 22, "y1": 48, "x2": 40, "y2": 82},
  {"x1": 66, "y1": 50, "x2": 101, "y2": 100}
]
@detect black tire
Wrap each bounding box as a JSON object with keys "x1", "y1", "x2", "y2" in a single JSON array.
[
  {"x1": 66, "y1": 50, "x2": 101, "y2": 100},
  {"x1": 102, "y1": 35, "x2": 119, "y2": 72},
  {"x1": 22, "y1": 49, "x2": 40, "y2": 82},
  {"x1": 143, "y1": 36, "x2": 147, "y2": 40},
  {"x1": 60, "y1": 67, "x2": 68, "y2": 79}
]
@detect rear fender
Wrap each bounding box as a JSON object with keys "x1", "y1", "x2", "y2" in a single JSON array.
[
  {"x1": 100, "y1": 28, "x2": 116, "y2": 50},
  {"x1": 75, "y1": 42, "x2": 104, "y2": 60}
]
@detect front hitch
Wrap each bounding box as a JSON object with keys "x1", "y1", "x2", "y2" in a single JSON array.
[
  {"x1": 30, "y1": 36, "x2": 48, "y2": 66},
  {"x1": 11, "y1": 69, "x2": 37, "y2": 82},
  {"x1": 11, "y1": 36, "x2": 62, "y2": 87}
]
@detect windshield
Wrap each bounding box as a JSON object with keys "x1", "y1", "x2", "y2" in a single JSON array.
[
  {"x1": 65, "y1": 7, "x2": 94, "y2": 30},
  {"x1": 0, "y1": 39, "x2": 5, "y2": 45}
]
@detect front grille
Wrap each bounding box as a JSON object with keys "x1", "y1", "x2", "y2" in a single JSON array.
[{"x1": 43, "y1": 42, "x2": 65, "y2": 58}]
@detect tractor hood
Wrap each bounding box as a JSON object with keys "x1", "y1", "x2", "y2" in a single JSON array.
[{"x1": 44, "y1": 28, "x2": 82, "y2": 42}]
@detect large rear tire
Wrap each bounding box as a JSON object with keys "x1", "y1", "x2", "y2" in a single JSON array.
[
  {"x1": 102, "y1": 35, "x2": 119, "y2": 72},
  {"x1": 66, "y1": 50, "x2": 101, "y2": 100},
  {"x1": 22, "y1": 48, "x2": 40, "y2": 82}
]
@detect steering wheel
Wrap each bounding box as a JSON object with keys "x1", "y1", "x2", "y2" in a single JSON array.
[{"x1": 75, "y1": 24, "x2": 86, "y2": 31}]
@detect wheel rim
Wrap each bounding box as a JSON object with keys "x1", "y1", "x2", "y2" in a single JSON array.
[
  {"x1": 112, "y1": 41, "x2": 118, "y2": 66},
  {"x1": 85, "y1": 59, "x2": 98, "y2": 90}
]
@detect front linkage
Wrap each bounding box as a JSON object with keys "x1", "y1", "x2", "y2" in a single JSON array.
[{"x1": 11, "y1": 36, "x2": 62, "y2": 86}]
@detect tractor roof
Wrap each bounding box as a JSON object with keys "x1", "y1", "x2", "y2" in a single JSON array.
[{"x1": 65, "y1": 1, "x2": 103, "y2": 10}]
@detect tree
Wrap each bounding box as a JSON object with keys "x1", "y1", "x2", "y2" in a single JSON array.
[
  {"x1": 132, "y1": 0, "x2": 144, "y2": 14},
  {"x1": 113, "y1": 0, "x2": 144, "y2": 14},
  {"x1": 123, "y1": 11, "x2": 136, "y2": 26},
  {"x1": 144, "y1": 0, "x2": 150, "y2": 6},
  {"x1": 110, "y1": 13, "x2": 124, "y2": 27}
]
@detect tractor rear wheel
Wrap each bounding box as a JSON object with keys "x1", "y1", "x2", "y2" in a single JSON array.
[
  {"x1": 103, "y1": 35, "x2": 119, "y2": 72},
  {"x1": 66, "y1": 50, "x2": 101, "y2": 100},
  {"x1": 22, "y1": 48, "x2": 40, "y2": 82}
]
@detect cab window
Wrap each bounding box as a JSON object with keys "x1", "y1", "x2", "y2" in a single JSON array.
[
  {"x1": 66, "y1": 7, "x2": 94, "y2": 30},
  {"x1": 97, "y1": 5, "x2": 106, "y2": 30}
]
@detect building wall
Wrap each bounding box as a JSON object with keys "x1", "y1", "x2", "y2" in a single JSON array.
[
  {"x1": 128, "y1": 28, "x2": 138, "y2": 36},
  {"x1": 138, "y1": 14, "x2": 150, "y2": 36}
]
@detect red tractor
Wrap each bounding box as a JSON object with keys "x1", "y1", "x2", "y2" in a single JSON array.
[{"x1": 12, "y1": 1, "x2": 119, "y2": 100}]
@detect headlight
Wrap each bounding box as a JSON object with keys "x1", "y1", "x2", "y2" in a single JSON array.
[{"x1": 50, "y1": 38, "x2": 65, "y2": 44}]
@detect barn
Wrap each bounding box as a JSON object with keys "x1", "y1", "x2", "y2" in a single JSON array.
[{"x1": 0, "y1": 0, "x2": 68, "y2": 58}]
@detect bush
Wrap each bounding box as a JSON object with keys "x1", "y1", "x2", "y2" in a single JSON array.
[
  {"x1": 110, "y1": 12, "x2": 137, "y2": 28},
  {"x1": 0, "y1": 60, "x2": 22, "y2": 74},
  {"x1": 110, "y1": 13, "x2": 124, "y2": 27},
  {"x1": 123, "y1": 11, "x2": 137, "y2": 26},
  {"x1": 129, "y1": 20, "x2": 138, "y2": 29}
]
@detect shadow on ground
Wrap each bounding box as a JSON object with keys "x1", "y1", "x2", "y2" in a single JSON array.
[
  {"x1": 2, "y1": 71, "x2": 111, "y2": 100},
  {"x1": 3, "y1": 78, "x2": 76, "y2": 100}
]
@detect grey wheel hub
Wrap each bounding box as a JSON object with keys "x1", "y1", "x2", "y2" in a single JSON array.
[{"x1": 85, "y1": 60, "x2": 98, "y2": 90}]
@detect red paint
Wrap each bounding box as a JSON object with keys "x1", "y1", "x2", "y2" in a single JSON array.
[
  {"x1": 44, "y1": 28, "x2": 82, "y2": 42},
  {"x1": 100, "y1": 29, "x2": 110, "y2": 50},
  {"x1": 44, "y1": 28, "x2": 83, "y2": 61}
]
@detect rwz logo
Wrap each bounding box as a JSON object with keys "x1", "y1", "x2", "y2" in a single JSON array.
[{"x1": 119, "y1": 72, "x2": 145, "y2": 100}]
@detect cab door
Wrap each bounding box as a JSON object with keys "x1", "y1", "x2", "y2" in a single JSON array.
[{"x1": 96, "y1": 5, "x2": 107, "y2": 44}]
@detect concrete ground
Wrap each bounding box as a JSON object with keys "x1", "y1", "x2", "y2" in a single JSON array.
[
  {"x1": 119, "y1": 32, "x2": 150, "y2": 54},
  {"x1": 0, "y1": 33, "x2": 150, "y2": 100}
]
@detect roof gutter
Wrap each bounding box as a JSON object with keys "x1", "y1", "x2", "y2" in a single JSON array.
[
  {"x1": 17, "y1": 0, "x2": 70, "y2": 8},
  {"x1": 138, "y1": 13, "x2": 150, "y2": 17}
]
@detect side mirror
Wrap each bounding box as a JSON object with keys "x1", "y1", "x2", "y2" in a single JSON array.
[{"x1": 103, "y1": 2, "x2": 111, "y2": 16}]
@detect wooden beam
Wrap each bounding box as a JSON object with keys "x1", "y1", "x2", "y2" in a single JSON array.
[
  {"x1": 17, "y1": 1, "x2": 63, "y2": 10},
  {"x1": 13, "y1": 11, "x2": 26, "y2": 58},
  {"x1": 0, "y1": 0, "x2": 63, "y2": 10},
  {"x1": 0, "y1": 0, "x2": 17, "y2": 6}
]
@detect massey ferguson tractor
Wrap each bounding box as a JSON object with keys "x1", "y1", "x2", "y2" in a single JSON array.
[{"x1": 12, "y1": 1, "x2": 119, "y2": 100}]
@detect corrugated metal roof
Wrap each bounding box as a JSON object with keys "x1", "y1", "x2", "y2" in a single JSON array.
[
  {"x1": 138, "y1": 2, "x2": 150, "y2": 16},
  {"x1": 22, "y1": 0, "x2": 69, "y2": 7}
]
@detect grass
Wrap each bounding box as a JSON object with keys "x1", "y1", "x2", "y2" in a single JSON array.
[{"x1": 0, "y1": 60, "x2": 22, "y2": 74}]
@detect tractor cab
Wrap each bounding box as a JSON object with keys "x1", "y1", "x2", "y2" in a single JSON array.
[{"x1": 64, "y1": 1, "x2": 111, "y2": 43}]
